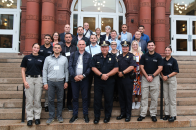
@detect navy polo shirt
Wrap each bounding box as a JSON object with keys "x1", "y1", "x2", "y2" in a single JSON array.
[
  {"x1": 20, "y1": 54, "x2": 45, "y2": 75},
  {"x1": 91, "y1": 53, "x2": 118, "y2": 78},
  {"x1": 162, "y1": 56, "x2": 179, "y2": 76},
  {"x1": 39, "y1": 45, "x2": 53, "y2": 59},
  {"x1": 140, "y1": 52, "x2": 163, "y2": 74},
  {"x1": 117, "y1": 52, "x2": 137, "y2": 73}
]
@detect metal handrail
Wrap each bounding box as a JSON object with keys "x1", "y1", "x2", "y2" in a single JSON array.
[{"x1": 160, "y1": 77, "x2": 163, "y2": 119}]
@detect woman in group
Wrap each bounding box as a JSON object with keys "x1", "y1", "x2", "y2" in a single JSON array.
[
  {"x1": 102, "y1": 26, "x2": 111, "y2": 41},
  {"x1": 51, "y1": 32, "x2": 63, "y2": 46},
  {"x1": 161, "y1": 46, "x2": 179, "y2": 122},
  {"x1": 21, "y1": 43, "x2": 45, "y2": 126},
  {"x1": 109, "y1": 41, "x2": 122, "y2": 101},
  {"x1": 95, "y1": 27, "x2": 103, "y2": 44},
  {"x1": 130, "y1": 40, "x2": 143, "y2": 109}
]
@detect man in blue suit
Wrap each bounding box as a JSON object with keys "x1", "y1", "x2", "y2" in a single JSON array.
[
  {"x1": 59, "y1": 24, "x2": 76, "y2": 43},
  {"x1": 68, "y1": 40, "x2": 92, "y2": 123}
]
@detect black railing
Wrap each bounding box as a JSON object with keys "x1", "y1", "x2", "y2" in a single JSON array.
[
  {"x1": 21, "y1": 84, "x2": 25, "y2": 123},
  {"x1": 160, "y1": 77, "x2": 163, "y2": 119}
]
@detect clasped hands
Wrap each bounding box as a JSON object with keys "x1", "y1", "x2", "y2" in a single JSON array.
[
  {"x1": 74, "y1": 75, "x2": 84, "y2": 82},
  {"x1": 146, "y1": 75, "x2": 153, "y2": 82}
]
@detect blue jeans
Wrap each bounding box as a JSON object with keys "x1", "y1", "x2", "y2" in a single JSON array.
[{"x1": 48, "y1": 80, "x2": 64, "y2": 119}]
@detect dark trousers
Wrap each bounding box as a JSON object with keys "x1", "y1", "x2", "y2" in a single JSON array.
[
  {"x1": 94, "y1": 78, "x2": 115, "y2": 118},
  {"x1": 113, "y1": 74, "x2": 118, "y2": 97},
  {"x1": 71, "y1": 78, "x2": 89, "y2": 116},
  {"x1": 118, "y1": 77, "x2": 134, "y2": 116},
  {"x1": 63, "y1": 81, "x2": 72, "y2": 108},
  {"x1": 48, "y1": 80, "x2": 64, "y2": 119},
  {"x1": 88, "y1": 71, "x2": 94, "y2": 107}
]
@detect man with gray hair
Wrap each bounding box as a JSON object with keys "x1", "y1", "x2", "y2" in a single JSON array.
[
  {"x1": 84, "y1": 22, "x2": 93, "y2": 39},
  {"x1": 60, "y1": 24, "x2": 76, "y2": 43},
  {"x1": 43, "y1": 43, "x2": 69, "y2": 125}
]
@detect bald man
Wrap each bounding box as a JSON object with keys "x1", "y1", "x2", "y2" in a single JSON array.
[{"x1": 60, "y1": 24, "x2": 76, "y2": 43}]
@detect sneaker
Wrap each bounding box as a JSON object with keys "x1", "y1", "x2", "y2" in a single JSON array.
[
  {"x1": 46, "y1": 118, "x2": 54, "y2": 125},
  {"x1": 132, "y1": 102, "x2": 135, "y2": 109},
  {"x1": 135, "y1": 102, "x2": 141, "y2": 109},
  {"x1": 57, "y1": 116, "x2": 64, "y2": 123},
  {"x1": 67, "y1": 105, "x2": 73, "y2": 111}
]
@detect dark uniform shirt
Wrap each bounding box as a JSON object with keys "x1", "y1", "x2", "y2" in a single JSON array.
[
  {"x1": 20, "y1": 54, "x2": 45, "y2": 75},
  {"x1": 61, "y1": 44, "x2": 77, "y2": 61},
  {"x1": 162, "y1": 56, "x2": 179, "y2": 76},
  {"x1": 38, "y1": 45, "x2": 53, "y2": 59},
  {"x1": 117, "y1": 52, "x2": 137, "y2": 75},
  {"x1": 139, "y1": 52, "x2": 163, "y2": 74},
  {"x1": 91, "y1": 53, "x2": 118, "y2": 79}
]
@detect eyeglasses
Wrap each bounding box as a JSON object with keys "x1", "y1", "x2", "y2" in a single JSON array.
[
  {"x1": 54, "y1": 35, "x2": 58, "y2": 36},
  {"x1": 45, "y1": 38, "x2": 51, "y2": 39}
]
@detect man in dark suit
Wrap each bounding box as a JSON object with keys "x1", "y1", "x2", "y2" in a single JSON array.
[
  {"x1": 130, "y1": 31, "x2": 148, "y2": 54},
  {"x1": 68, "y1": 40, "x2": 92, "y2": 123},
  {"x1": 59, "y1": 24, "x2": 76, "y2": 43},
  {"x1": 71, "y1": 26, "x2": 90, "y2": 47}
]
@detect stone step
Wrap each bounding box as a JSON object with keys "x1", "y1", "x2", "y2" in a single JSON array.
[
  {"x1": 0, "y1": 59, "x2": 22, "y2": 63},
  {"x1": 0, "y1": 78, "x2": 23, "y2": 84},
  {"x1": 179, "y1": 69, "x2": 196, "y2": 73},
  {"x1": 178, "y1": 65, "x2": 196, "y2": 69},
  {"x1": 173, "y1": 56, "x2": 196, "y2": 61},
  {"x1": 0, "y1": 63, "x2": 21, "y2": 67},
  {"x1": 177, "y1": 61, "x2": 196, "y2": 65},
  {"x1": 0, "y1": 68, "x2": 21, "y2": 73},
  {"x1": 1, "y1": 97, "x2": 196, "y2": 109},
  {"x1": 0, "y1": 83, "x2": 194, "y2": 91},
  {"x1": 177, "y1": 73, "x2": 196, "y2": 78},
  {"x1": 0, "y1": 106, "x2": 196, "y2": 120},
  {"x1": 0, "y1": 53, "x2": 23, "y2": 58},
  {"x1": 0, "y1": 84, "x2": 23, "y2": 91},
  {"x1": 0, "y1": 73, "x2": 21, "y2": 78},
  {"x1": 0, "y1": 89, "x2": 195, "y2": 99},
  {"x1": 0, "y1": 116, "x2": 194, "y2": 130},
  {"x1": 0, "y1": 77, "x2": 194, "y2": 84}
]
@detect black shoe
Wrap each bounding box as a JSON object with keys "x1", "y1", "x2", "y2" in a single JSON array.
[
  {"x1": 125, "y1": 116, "x2": 131, "y2": 122},
  {"x1": 116, "y1": 114, "x2": 126, "y2": 120},
  {"x1": 137, "y1": 116, "x2": 145, "y2": 121},
  {"x1": 35, "y1": 119, "x2": 40, "y2": 125},
  {"x1": 84, "y1": 115, "x2": 89, "y2": 123},
  {"x1": 168, "y1": 116, "x2": 176, "y2": 122},
  {"x1": 163, "y1": 115, "x2": 170, "y2": 120},
  {"x1": 94, "y1": 117, "x2": 100, "y2": 124},
  {"x1": 67, "y1": 105, "x2": 73, "y2": 111},
  {"x1": 45, "y1": 106, "x2": 49, "y2": 112},
  {"x1": 27, "y1": 120, "x2": 33, "y2": 126},
  {"x1": 103, "y1": 117, "x2": 110, "y2": 123},
  {"x1": 151, "y1": 116, "x2": 157, "y2": 122},
  {"x1": 69, "y1": 115, "x2": 78, "y2": 123}
]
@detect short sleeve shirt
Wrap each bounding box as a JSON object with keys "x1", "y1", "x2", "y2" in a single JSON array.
[
  {"x1": 39, "y1": 45, "x2": 53, "y2": 59},
  {"x1": 117, "y1": 52, "x2": 137, "y2": 72},
  {"x1": 162, "y1": 56, "x2": 179, "y2": 76},
  {"x1": 20, "y1": 54, "x2": 45, "y2": 75},
  {"x1": 91, "y1": 53, "x2": 118, "y2": 78},
  {"x1": 139, "y1": 52, "x2": 163, "y2": 74}
]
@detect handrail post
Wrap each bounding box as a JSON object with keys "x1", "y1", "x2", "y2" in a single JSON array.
[
  {"x1": 160, "y1": 77, "x2": 163, "y2": 119},
  {"x1": 21, "y1": 84, "x2": 26, "y2": 123}
]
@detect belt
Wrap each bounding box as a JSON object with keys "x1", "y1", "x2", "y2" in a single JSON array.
[{"x1": 26, "y1": 75, "x2": 42, "y2": 78}]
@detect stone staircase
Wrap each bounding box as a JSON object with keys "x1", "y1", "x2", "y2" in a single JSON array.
[{"x1": 1, "y1": 54, "x2": 196, "y2": 129}]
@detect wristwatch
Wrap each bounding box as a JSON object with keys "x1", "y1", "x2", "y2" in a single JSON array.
[
  {"x1": 152, "y1": 74, "x2": 155, "y2": 78},
  {"x1": 122, "y1": 71, "x2": 125, "y2": 75},
  {"x1": 100, "y1": 74, "x2": 103, "y2": 77},
  {"x1": 83, "y1": 74, "x2": 86, "y2": 78},
  {"x1": 167, "y1": 75, "x2": 169, "y2": 78}
]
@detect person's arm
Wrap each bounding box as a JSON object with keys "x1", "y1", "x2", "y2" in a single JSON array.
[
  {"x1": 107, "y1": 67, "x2": 119, "y2": 77},
  {"x1": 140, "y1": 65, "x2": 148, "y2": 78},
  {"x1": 153, "y1": 66, "x2": 163, "y2": 77},
  {"x1": 83, "y1": 54, "x2": 92, "y2": 77},
  {"x1": 21, "y1": 67, "x2": 29, "y2": 89},
  {"x1": 64, "y1": 57, "x2": 69, "y2": 82},
  {"x1": 68, "y1": 52, "x2": 76, "y2": 77},
  {"x1": 92, "y1": 67, "x2": 102, "y2": 76}
]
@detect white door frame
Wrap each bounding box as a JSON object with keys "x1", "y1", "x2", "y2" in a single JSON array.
[
  {"x1": 0, "y1": 0, "x2": 21, "y2": 53},
  {"x1": 171, "y1": 16, "x2": 196, "y2": 56},
  {"x1": 70, "y1": 0, "x2": 126, "y2": 35}
]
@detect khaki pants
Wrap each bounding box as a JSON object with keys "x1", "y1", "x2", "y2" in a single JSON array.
[
  {"x1": 163, "y1": 76, "x2": 177, "y2": 117},
  {"x1": 25, "y1": 76, "x2": 43, "y2": 121},
  {"x1": 140, "y1": 75, "x2": 160, "y2": 117}
]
